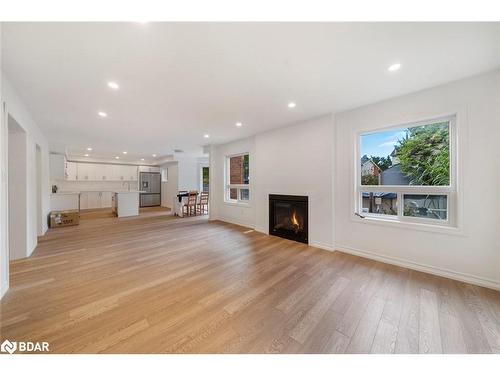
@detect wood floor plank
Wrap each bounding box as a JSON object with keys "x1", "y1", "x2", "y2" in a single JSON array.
[
  {"x1": 1, "y1": 207, "x2": 499, "y2": 353},
  {"x1": 419, "y1": 289, "x2": 443, "y2": 353}
]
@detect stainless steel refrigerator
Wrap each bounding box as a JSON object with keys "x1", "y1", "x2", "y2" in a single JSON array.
[{"x1": 139, "y1": 172, "x2": 161, "y2": 207}]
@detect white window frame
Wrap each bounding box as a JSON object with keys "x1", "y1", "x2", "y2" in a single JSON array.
[
  {"x1": 355, "y1": 115, "x2": 457, "y2": 229},
  {"x1": 160, "y1": 166, "x2": 168, "y2": 182},
  {"x1": 224, "y1": 152, "x2": 250, "y2": 206}
]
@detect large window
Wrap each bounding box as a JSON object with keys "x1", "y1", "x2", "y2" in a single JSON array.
[
  {"x1": 225, "y1": 153, "x2": 250, "y2": 204},
  {"x1": 357, "y1": 116, "x2": 455, "y2": 226}
]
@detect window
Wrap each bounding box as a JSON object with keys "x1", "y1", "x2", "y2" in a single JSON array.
[
  {"x1": 357, "y1": 116, "x2": 455, "y2": 226},
  {"x1": 225, "y1": 153, "x2": 250, "y2": 204},
  {"x1": 201, "y1": 166, "x2": 209, "y2": 193},
  {"x1": 161, "y1": 167, "x2": 168, "y2": 182}
]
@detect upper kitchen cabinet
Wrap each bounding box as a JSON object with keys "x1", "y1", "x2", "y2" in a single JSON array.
[
  {"x1": 51, "y1": 160, "x2": 148, "y2": 181},
  {"x1": 66, "y1": 162, "x2": 78, "y2": 181},
  {"x1": 77, "y1": 163, "x2": 96, "y2": 181},
  {"x1": 139, "y1": 166, "x2": 160, "y2": 173},
  {"x1": 127, "y1": 165, "x2": 138, "y2": 181},
  {"x1": 112, "y1": 164, "x2": 128, "y2": 181}
]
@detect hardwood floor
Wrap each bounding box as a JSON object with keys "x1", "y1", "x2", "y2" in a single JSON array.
[{"x1": 1, "y1": 210, "x2": 499, "y2": 353}]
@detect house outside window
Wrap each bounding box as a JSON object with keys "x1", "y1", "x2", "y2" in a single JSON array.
[
  {"x1": 225, "y1": 153, "x2": 250, "y2": 204},
  {"x1": 357, "y1": 116, "x2": 456, "y2": 226}
]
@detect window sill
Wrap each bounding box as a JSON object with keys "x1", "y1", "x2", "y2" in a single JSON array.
[
  {"x1": 223, "y1": 201, "x2": 252, "y2": 208},
  {"x1": 350, "y1": 214, "x2": 465, "y2": 236}
]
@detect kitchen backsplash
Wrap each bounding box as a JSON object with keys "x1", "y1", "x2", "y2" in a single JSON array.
[{"x1": 53, "y1": 180, "x2": 140, "y2": 192}]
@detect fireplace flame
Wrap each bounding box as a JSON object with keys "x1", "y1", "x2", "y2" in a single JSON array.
[{"x1": 291, "y1": 210, "x2": 300, "y2": 232}]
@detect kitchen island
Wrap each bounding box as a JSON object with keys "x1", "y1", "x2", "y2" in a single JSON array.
[{"x1": 112, "y1": 191, "x2": 142, "y2": 217}]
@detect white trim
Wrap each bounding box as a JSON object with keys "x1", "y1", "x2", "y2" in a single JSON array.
[
  {"x1": 335, "y1": 243, "x2": 500, "y2": 291},
  {"x1": 310, "y1": 241, "x2": 335, "y2": 252},
  {"x1": 349, "y1": 212, "x2": 466, "y2": 236},
  {"x1": 353, "y1": 112, "x2": 464, "y2": 233},
  {"x1": 224, "y1": 152, "x2": 251, "y2": 206},
  {"x1": 211, "y1": 215, "x2": 255, "y2": 230},
  {"x1": 0, "y1": 282, "x2": 8, "y2": 300}
]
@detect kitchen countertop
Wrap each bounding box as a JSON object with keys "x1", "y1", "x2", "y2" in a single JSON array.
[
  {"x1": 54, "y1": 190, "x2": 145, "y2": 194},
  {"x1": 51, "y1": 191, "x2": 80, "y2": 196}
]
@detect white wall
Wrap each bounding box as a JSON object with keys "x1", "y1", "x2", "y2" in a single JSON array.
[
  {"x1": 0, "y1": 22, "x2": 8, "y2": 298},
  {"x1": 210, "y1": 137, "x2": 256, "y2": 228},
  {"x1": 254, "y1": 115, "x2": 335, "y2": 249},
  {"x1": 7, "y1": 123, "x2": 27, "y2": 260},
  {"x1": 210, "y1": 71, "x2": 500, "y2": 289},
  {"x1": 177, "y1": 156, "x2": 207, "y2": 192},
  {"x1": 334, "y1": 71, "x2": 500, "y2": 289},
  {"x1": 1, "y1": 73, "x2": 51, "y2": 298},
  {"x1": 210, "y1": 115, "x2": 335, "y2": 249},
  {"x1": 160, "y1": 161, "x2": 178, "y2": 209}
]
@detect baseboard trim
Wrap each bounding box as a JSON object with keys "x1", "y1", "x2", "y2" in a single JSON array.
[
  {"x1": 310, "y1": 241, "x2": 335, "y2": 252},
  {"x1": 0, "y1": 282, "x2": 8, "y2": 300},
  {"x1": 212, "y1": 216, "x2": 255, "y2": 230},
  {"x1": 335, "y1": 243, "x2": 500, "y2": 291}
]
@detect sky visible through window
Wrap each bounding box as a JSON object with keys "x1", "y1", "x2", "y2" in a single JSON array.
[{"x1": 361, "y1": 129, "x2": 406, "y2": 158}]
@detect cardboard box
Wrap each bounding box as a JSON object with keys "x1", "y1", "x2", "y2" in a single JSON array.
[{"x1": 49, "y1": 210, "x2": 80, "y2": 228}]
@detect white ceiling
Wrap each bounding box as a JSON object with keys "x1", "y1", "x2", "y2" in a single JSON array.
[{"x1": 2, "y1": 22, "x2": 500, "y2": 162}]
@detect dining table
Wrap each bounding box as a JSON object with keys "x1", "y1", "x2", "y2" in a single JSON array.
[{"x1": 173, "y1": 191, "x2": 197, "y2": 217}]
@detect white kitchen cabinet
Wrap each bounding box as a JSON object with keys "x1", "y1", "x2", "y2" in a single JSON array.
[
  {"x1": 101, "y1": 192, "x2": 112, "y2": 207},
  {"x1": 59, "y1": 162, "x2": 139, "y2": 182},
  {"x1": 66, "y1": 162, "x2": 78, "y2": 181},
  {"x1": 79, "y1": 192, "x2": 88, "y2": 209},
  {"x1": 103, "y1": 164, "x2": 114, "y2": 181},
  {"x1": 92, "y1": 164, "x2": 106, "y2": 181},
  {"x1": 127, "y1": 166, "x2": 138, "y2": 181},
  {"x1": 80, "y1": 191, "x2": 112, "y2": 209},
  {"x1": 139, "y1": 165, "x2": 160, "y2": 173},
  {"x1": 112, "y1": 164, "x2": 128, "y2": 181},
  {"x1": 85, "y1": 192, "x2": 101, "y2": 209},
  {"x1": 77, "y1": 163, "x2": 96, "y2": 181}
]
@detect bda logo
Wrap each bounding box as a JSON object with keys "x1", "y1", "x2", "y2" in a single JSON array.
[
  {"x1": 1, "y1": 339, "x2": 17, "y2": 354},
  {"x1": 0, "y1": 339, "x2": 49, "y2": 354}
]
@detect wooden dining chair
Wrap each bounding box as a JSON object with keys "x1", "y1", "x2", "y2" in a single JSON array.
[
  {"x1": 183, "y1": 192, "x2": 198, "y2": 216},
  {"x1": 197, "y1": 192, "x2": 209, "y2": 215}
]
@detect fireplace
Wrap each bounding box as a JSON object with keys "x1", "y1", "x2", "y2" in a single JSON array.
[{"x1": 269, "y1": 194, "x2": 308, "y2": 244}]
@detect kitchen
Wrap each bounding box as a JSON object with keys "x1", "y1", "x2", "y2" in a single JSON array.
[{"x1": 49, "y1": 153, "x2": 162, "y2": 221}]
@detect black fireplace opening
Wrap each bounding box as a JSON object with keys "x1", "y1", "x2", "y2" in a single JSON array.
[{"x1": 269, "y1": 194, "x2": 308, "y2": 244}]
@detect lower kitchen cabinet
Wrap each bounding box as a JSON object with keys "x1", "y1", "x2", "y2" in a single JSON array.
[{"x1": 80, "y1": 192, "x2": 113, "y2": 210}]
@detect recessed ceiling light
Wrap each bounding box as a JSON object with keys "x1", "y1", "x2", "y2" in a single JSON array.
[
  {"x1": 235, "y1": 122, "x2": 243, "y2": 127},
  {"x1": 107, "y1": 81, "x2": 119, "y2": 90},
  {"x1": 388, "y1": 63, "x2": 402, "y2": 72},
  {"x1": 141, "y1": 158, "x2": 145, "y2": 161},
  {"x1": 84, "y1": 154, "x2": 89, "y2": 157},
  {"x1": 203, "y1": 134, "x2": 210, "y2": 138},
  {"x1": 115, "y1": 156, "x2": 119, "y2": 159},
  {"x1": 98, "y1": 111, "x2": 107, "y2": 118},
  {"x1": 86, "y1": 147, "x2": 93, "y2": 151},
  {"x1": 287, "y1": 102, "x2": 296, "y2": 109},
  {"x1": 122, "y1": 151, "x2": 127, "y2": 154},
  {"x1": 152, "y1": 154, "x2": 157, "y2": 157}
]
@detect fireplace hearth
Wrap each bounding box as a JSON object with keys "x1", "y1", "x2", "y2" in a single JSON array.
[{"x1": 269, "y1": 194, "x2": 308, "y2": 244}]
